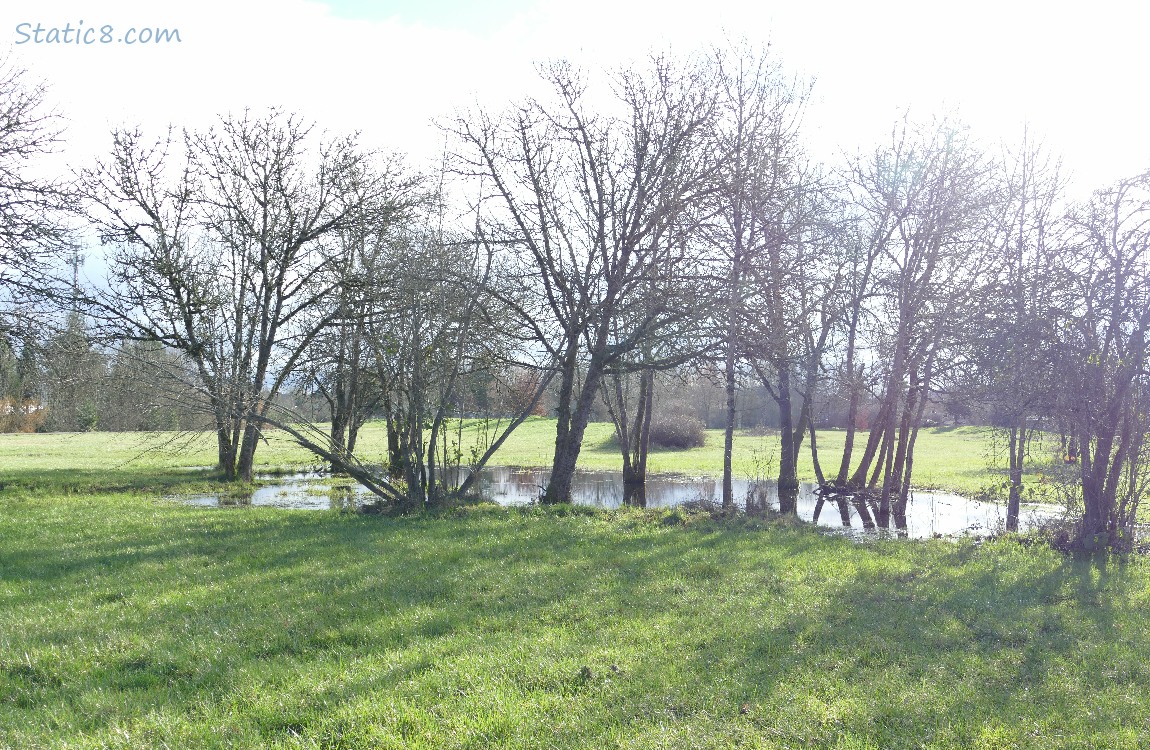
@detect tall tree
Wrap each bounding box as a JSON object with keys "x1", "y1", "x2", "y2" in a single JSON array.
[
  {"x1": 708, "y1": 41, "x2": 811, "y2": 510},
  {"x1": 840, "y1": 117, "x2": 998, "y2": 530},
  {"x1": 1057, "y1": 171, "x2": 1150, "y2": 549},
  {"x1": 742, "y1": 169, "x2": 840, "y2": 515},
  {"x1": 82, "y1": 111, "x2": 415, "y2": 479},
  {"x1": 452, "y1": 57, "x2": 718, "y2": 503},
  {"x1": 973, "y1": 131, "x2": 1066, "y2": 531}
]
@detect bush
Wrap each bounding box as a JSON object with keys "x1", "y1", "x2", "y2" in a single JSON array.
[
  {"x1": 0, "y1": 398, "x2": 46, "y2": 433},
  {"x1": 648, "y1": 414, "x2": 706, "y2": 449}
]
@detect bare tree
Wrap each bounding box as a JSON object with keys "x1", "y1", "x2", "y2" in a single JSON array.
[
  {"x1": 707, "y1": 41, "x2": 811, "y2": 510},
  {"x1": 81, "y1": 111, "x2": 416, "y2": 480},
  {"x1": 839, "y1": 117, "x2": 998, "y2": 530},
  {"x1": 294, "y1": 182, "x2": 405, "y2": 456},
  {"x1": 0, "y1": 58, "x2": 71, "y2": 289},
  {"x1": 742, "y1": 168, "x2": 841, "y2": 515},
  {"x1": 0, "y1": 57, "x2": 74, "y2": 360},
  {"x1": 1056, "y1": 171, "x2": 1150, "y2": 549},
  {"x1": 973, "y1": 130, "x2": 1066, "y2": 530},
  {"x1": 452, "y1": 57, "x2": 718, "y2": 503},
  {"x1": 598, "y1": 256, "x2": 711, "y2": 507}
]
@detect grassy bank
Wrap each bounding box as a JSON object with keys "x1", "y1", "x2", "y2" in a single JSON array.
[
  {"x1": 1, "y1": 491, "x2": 1147, "y2": 749},
  {"x1": 0, "y1": 419, "x2": 1052, "y2": 498}
]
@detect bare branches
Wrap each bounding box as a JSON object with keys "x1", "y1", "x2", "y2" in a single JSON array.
[
  {"x1": 81, "y1": 109, "x2": 420, "y2": 480},
  {"x1": 448, "y1": 55, "x2": 720, "y2": 503},
  {"x1": 0, "y1": 57, "x2": 73, "y2": 320}
]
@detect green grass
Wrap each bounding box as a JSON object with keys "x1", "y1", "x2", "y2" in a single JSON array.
[
  {"x1": 2, "y1": 492, "x2": 1148, "y2": 749},
  {"x1": 0, "y1": 419, "x2": 1054, "y2": 498}
]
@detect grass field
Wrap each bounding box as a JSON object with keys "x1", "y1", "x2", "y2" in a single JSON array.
[
  {"x1": 2, "y1": 493, "x2": 1148, "y2": 749},
  {"x1": 0, "y1": 424, "x2": 1142, "y2": 748},
  {"x1": 0, "y1": 418, "x2": 1060, "y2": 499}
]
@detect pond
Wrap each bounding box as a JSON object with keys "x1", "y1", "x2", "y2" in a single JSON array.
[{"x1": 175, "y1": 466, "x2": 1064, "y2": 539}]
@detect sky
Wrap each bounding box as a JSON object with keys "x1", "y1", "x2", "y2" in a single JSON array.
[{"x1": 4, "y1": 0, "x2": 1150, "y2": 198}]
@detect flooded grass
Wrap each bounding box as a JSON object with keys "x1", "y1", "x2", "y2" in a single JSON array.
[{"x1": 174, "y1": 466, "x2": 1065, "y2": 541}]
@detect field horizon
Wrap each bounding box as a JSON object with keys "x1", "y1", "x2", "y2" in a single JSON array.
[{"x1": 0, "y1": 418, "x2": 1065, "y2": 502}]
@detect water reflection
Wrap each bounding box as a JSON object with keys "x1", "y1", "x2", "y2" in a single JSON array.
[
  {"x1": 470, "y1": 467, "x2": 1061, "y2": 538},
  {"x1": 176, "y1": 466, "x2": 1063, "y2": 539}
]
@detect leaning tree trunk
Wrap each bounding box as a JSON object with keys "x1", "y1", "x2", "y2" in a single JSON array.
[
  {"x1": 836, "y1": 317, "x2": 864, "y2": 486},
  {"x1": 890, "y1": 369, "x2": 928, "y2": 534}
]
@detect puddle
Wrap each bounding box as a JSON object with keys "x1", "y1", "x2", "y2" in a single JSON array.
[
  {"x1": 174, "y1": 466, "x2": 1064, "y2": 539},
  {"x1": 179, "y1": 470, "x2": 363, "y2": 511},
  {"x1": 469, "y1": 467, "x2": 1062, "y2": 538}
]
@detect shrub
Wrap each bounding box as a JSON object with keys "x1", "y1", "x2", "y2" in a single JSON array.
[
  {"x1": 648, "y1": 414, "x2": 706, "y2": 449},
  {"x1": 0, "y1": 398, "x2": 46, "y2": 433}
]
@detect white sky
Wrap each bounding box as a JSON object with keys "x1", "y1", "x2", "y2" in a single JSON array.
[{"x1": 4, "y1": 0, "x2": 1150, "y2": 198}]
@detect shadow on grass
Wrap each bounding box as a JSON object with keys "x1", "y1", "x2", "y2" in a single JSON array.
[{"x1": 2, "y1": 496, "x2": 1146, "y2": 747}]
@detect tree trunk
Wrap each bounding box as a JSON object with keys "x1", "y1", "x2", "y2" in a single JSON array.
[
  {"x1": 1006, "y1": 423, "x2": 1023, "y2": 532},
  {"x1": 544, "y1": 355, "x2": 604, "y2": 504},
  {"x1": 891, "y1": 368, "x2": 930, "y2": 534},
  {"x1": 330, "y1": 407, "x2": 349, "y2": 455},
  {"x1": 386, "y1": 413, "x2": 404, "y2": 480},
  {"x1": 621, "y1": 371, "x2": 654, "y2": 508},
  {"x1": 1079, "y1": 432, "x2": 1109, "y2": 548},
  {"x1": 636, "y1": 373, "x2": 653, "y2": 506},
  {"x1": 803, "y1": 395, "x2": 824, "y2": 486},
  {"x1": 776, "y1": 364, "x2": 798, "y2": 515},
  {"x1": 873, "y1": 418, "x2": 897, "y2": 528},
  {"x1": 347, "y1": 421, "x2": 360, "y2": 454},
  {"x1": 216, "y1": 424, "x2": 237, "y2": 479},
  {"x1": 722, "y1": 338, "x2": 738, "y2": 511},
  {"x1": 236, "y1": 421, "x2": 260, "y2": 482},
  {"x1": 848, "y1": 383, "x2": 898, "y2": 491},
  {"x1": 544, "y1": 429, "x2": 582, "y2": 504},
  {"x1": 836, "y1": 319, "x2": 863, "y2": 485}
]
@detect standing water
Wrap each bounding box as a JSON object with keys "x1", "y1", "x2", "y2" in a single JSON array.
[{"x1": 175, "y1": 466, "x2": 1063, "y2": 539}]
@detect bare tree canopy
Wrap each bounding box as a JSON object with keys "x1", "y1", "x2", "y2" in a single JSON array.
[
  {"x1": 451, "y1": 56, "x2": 720, "y2": 503},
  {"x1": 80, "y1": 109, "x2": 421, "y2": 479},
  {"x1": 0, "y1": 57, "x2": 72, "y2": 322}
]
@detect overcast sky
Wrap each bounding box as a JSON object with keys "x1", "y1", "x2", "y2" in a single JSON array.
[{"x1": 4, "y1": 0, "x2": 1149, "y2": 197}]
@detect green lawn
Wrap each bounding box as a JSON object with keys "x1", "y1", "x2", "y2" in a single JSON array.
[
  {"x1": 1, "y1": 492, "x2": 1147, "y2": 749},
  {"x1": 0, "y1": 424, "x2": 1136, "y2": 748},
  {"x1": 0, "y1": 419, "x2": 1057, "y2": 498}
]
